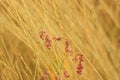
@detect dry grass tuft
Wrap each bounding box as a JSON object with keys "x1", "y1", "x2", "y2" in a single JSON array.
[{"x1": 0, "y1": 0, "x2": 120, "y2": 80}]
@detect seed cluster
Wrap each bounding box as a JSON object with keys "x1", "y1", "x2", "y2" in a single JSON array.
[
  {"x1": 53, "y1": 37, "x2": 62, "y2": 41},
  {"x1": 39, "y1": 30, "x2": 45, "y2": 40},
  {"x1": 63, "y1": 70, "x2": 70, "y2": 78},
  {"x1": 44, "y1": 35, "x2": 52, "y2": 49},
  {"x1": 39, "y1": 71, "x2": 50, "y2": 80},
  {"x1": 72, "y1": 53, "x2": 84, "y2": 75},
  {"x1": 55, "y1": 75, "x2": 61, "y2": 80},
  {"x1": 76, "y1": 54, "x2": 84, "y2": 75},
  {"x1": 39, "y1": 30, "x2": 52, "y2": 49},
  {"x1": 39, "y1": 30, "x2": 84, "y2": 79},
  {"x1": 39, "y1": 30, "x2": 72, "y2": 53},
  {"x1": 65, "y1": 39, "x2": 72, "y2": 54}
]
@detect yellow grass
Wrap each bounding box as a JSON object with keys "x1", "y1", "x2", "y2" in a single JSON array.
[{"x1": 0, "y1": 0, "x2": 120, "y2": 80}]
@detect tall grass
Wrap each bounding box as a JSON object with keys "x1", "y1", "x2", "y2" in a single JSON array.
[{"x1": 0, "y1": 0, "x2": 120, "y2": 80}]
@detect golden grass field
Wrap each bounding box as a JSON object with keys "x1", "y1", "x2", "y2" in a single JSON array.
[{"x1": 0, "y1": 0, "x2": 120, "y2": 80}]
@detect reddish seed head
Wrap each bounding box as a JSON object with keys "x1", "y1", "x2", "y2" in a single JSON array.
[
  {"x1": 40, "y1": 75, "x2": 47, "y2": 80},
  {"x1": 80, "y1": 54, "x2": 83, "y2": 56},
  {"x1": 40, "y1": 71, "x2": 49, "y2": 80},
  {"x1": 80, "y1": 54, "x2": 83, "y2": 58},
  {"x1": 44, "y1": 41, "x2": 51, "y2": 49},
  {"x1": 76, "y1": 70, "x2": 82, "y2": 75},
  {"x1": 65, "y1": 40, "x2": 70, "y2": 46},
  {"x1": 72, "y1": 53, "x2": 84, "y2": 63},
  {"x1": 79, "y1": 57, "x2": 83, "y2": 62},
  {"x1": 45, "y1": 70, "x2": 50, "y2": 75},
  {"x1": 39, "y1": 31, "x2": 46, "y2": 40},
  {"x1": 40, "y1": 77, "x2": 44, "y2": 80},
  {"x1": 76, "y1": 62, "x2": 83, "y2": 75},
  {"x1": 53, "y1": 37, "x2": 62, "y2": 41},
  {"x1": 65, "y1": 47, "x2": 72, "y2": 53},
  {"x1": 73, "y1": 53, "x2": 84, "y2": 75},
  {"x1": 65, "y1": 39, "x2": 72, "y2": 54},
  {"x1": 55, "y1": 76, "x2": 61, "y2": 80},
  {"x1": 44, "y1": 35, "x2": 52, "y2": 49},
  {"x1": 72, "y1": 56, "x2": 78, "y2": 62},
  {"x1": 79, "y1": 55, "x2": 84, "y2": 62},
  {"x1": 63, "y1": 70, "x2": 70, "y2": 78},
  {"x1": 45, "y1": 40, "x2": 51, "y2": 45},
  {"x1": 65, "y1": 39, "x2": 70, "y2": 46},
  {"x1": 45, "y1": 35, "x2": 49, "y2": 40},
  {"x1": 77, "y1": 65, "x2": 83, "y2": 69}
]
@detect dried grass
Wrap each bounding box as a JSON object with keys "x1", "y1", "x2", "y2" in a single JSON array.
[{"x1": 0, "y1": 0, "x2": 120, "y2": 80}]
